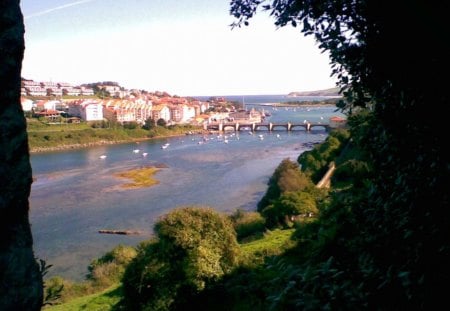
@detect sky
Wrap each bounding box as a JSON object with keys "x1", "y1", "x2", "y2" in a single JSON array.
[{"x1": 20, "y1": 0, "x2": 338, "y2": 97}]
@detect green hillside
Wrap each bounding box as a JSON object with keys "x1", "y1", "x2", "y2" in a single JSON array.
[{"x1": 287, "y1": 87, "x2": 341, "y2": 97}]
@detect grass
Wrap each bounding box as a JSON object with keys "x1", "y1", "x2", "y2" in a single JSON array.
[
  {"x1": 114, "y1": 166, "x2": 161, "y2": 189},
  {"x1": 26, "y1": 118, "x2": 203, "y2": 152},
  {"x1": 240, "y1": 228, "x2": 297, "y2": 266},
  {"x1": 44, "y1": 284, "x2": 122, "y2": 311},
  {"x1": 44, "y1": 229, "x2": 297, "y2": 309}
]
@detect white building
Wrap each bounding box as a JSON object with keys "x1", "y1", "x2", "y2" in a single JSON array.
[
  {"x1": 68, "y1": 100, "x2": 103, "y2": 121},
  {"x1": 20, "y1": 97, "x2": 33, "y2": 112},
  {"x1": 181, "y1": 105, "x2": 196, "y2": 123},
  {"x1": 152, "y1": 105, "x2": 171, "y2": 122}
]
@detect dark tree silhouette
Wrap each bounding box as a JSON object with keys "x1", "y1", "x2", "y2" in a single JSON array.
[
  {"x1": 231, "y1": 0, "x2": 449, "y2": 308},
  {"x1": 0, "y1": 1, "x2": 43, "y2": 309}
]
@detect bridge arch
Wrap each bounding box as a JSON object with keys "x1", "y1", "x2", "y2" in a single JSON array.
[
  {"x1": 309, "y1": 124, "x2": 330, "y2": 131},
  {"x1": 271, "y1": 124, "x2": 290, "y2": 131}
]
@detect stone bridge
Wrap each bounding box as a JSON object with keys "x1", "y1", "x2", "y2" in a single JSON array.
[{"x1": 205, "y1": 122, "x2": 330, "y2": 132}]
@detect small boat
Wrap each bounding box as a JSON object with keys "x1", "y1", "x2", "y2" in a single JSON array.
[
  {"x1": 133, "y1": 149, "x2": 140, "y2": 153},
  {"x1": 161, "y1": 143, "x2": 170, "y2": 149},
  {"x1": 99, "y1": 155, "x2": 107, "y2": 159},
  {"x1": 142, "y1": 152, "x2": 148, "y2": 157}
]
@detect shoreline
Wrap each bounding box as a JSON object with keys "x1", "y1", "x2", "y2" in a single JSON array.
[
  {"x1": 251, "y1": 102, "x2": 338, "y2": 107},
  {"x1": 28, "y1": 132, "x2": 206, "y2": 154}
]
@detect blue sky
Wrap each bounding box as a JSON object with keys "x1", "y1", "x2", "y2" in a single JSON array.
[{"x1": 20, "y1": 0, "x2": 337, "y2": 96}]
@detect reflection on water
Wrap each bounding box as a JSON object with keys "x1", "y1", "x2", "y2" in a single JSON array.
[{"x1": 30, "y1": 104, "x2": 344, "y2": 281}]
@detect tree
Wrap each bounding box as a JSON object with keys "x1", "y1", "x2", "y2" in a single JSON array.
[
  {"x1": 231, "y1": 0, "x2": 449, "y2": 308},
  {"x1": 143, "y1": 117, "x2": 156, "y2": 130},
  {"x1": 122, "y1": 206, "x2": 240, "y2": 310},
  {"x1": 0, "y1": 1, "x2": 43, "y2": 309},
  {"x1": 257, "y1": 158, "x2": 312, "y2": 212},
  {"x1": 87, "y1": 244, "x2": 137, "y2": 286},
  {"x1": 263, "y1": 191, "x2": 317, "y2": 228},
  {"x1": 156, "y1": 118, "x2": 167, "y2": 127}
]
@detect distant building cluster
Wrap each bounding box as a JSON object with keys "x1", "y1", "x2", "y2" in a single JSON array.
[
  {"x1": 21, "y1": 79, "x2": 94, "y2": 97},
  {"x1": 20, "y1": 79, "x2": 217, "y2": 125}
]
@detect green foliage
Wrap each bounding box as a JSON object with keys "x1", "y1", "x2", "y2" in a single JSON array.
[
  {"x1": 89, "y1": 120, "x2": 109, "y2": 128},
  {"x1": 42, "y1": 246, "x2": 136, "y2": 306},
  {"x1": 154, "y1": 207, "x2": 240, "y2": 288},
  {"x1": 239, "y1": 229, "x2": 297, "y2": 267},
  {"x1": 264, "y1": 257, "x2": 367, "y2": 310},
  {"x1": 298, "y1": 129, "x2": 349, "y2": 183},
  {"x1": 332, "y1": 159, "x2": 371, "y2": 186},
  {"x1": 122, "y1": 121, "x2": 139, "y2": 129},
  {"x1": 27, "y1": 120, "x2": 202, "y2": 151},
  {"x1": 184, "y1": 230, "x2": 297, "y2": 311},
  {"x1": 230, "y1": 0, "x2": 450, "y2": 308},
  {"x1": 142, "y1": 117, "x2": 156, "y2": 130},
  {"x1": 121, "y1": 206, "x2": 241, "y2": 310},
  {"x1": 258, "y1": 158, "x2": 313, "y2": 213},
  {"x1": 22, "y1": 1, "x2": 449, "y2": 309},
  {"x1": 276, "y1": 192, "x2": 317, "y2": 224},
  {"x1": 43, "y1": 284, "x2": 122, "y2": 311},
  {"x1": 229, "y1": 209, "x2": 266, "y2": 242},
  {"x1": 156, "y1": 118, "x2": 167, "y2": 127},
  {"x1": 87, "y1": 245, "x2": 137, "y2": 286}
]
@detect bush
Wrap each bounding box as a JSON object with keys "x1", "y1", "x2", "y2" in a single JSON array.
[
  {"x1": 229, "y1": 209, "x2": 265, "y2": 241},
  {"x1": 87, "y1": 244, "x2": 137, "y2": 286},
  {"x1": 121, "y1": 206, "x2": 241, "y2": 310},
  {"x1": 262, "y1": 191, "x2": 318, "y2": 228},
  {"x1": 332, "y1": 159, "x2": 371, "y2": 185},
  {"x1": 258, "y1": 158, "x2": 313, "y2": 213},
  {"x1": 123, "y1": 121, "x2": 139, "y2": 129}
]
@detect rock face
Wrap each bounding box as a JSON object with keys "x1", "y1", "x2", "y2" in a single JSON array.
[{"x1": 0, "y1": 2, "x2": 43, "y2": 309}]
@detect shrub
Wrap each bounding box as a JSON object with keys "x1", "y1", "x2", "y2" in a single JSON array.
[
  {"x1": 87, "y1": 244, "x2": 137, "y2": 286},
  {"x1": 122, "y1": 206, "x2": 241, "y2": 310},
  {"x1": 229, "y1": 209, "x2": 265, "y2": 241}
]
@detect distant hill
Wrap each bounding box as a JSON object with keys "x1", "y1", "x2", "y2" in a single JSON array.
[{"x1": 287, "y1": 87, "x2": 341, "y2": 97}]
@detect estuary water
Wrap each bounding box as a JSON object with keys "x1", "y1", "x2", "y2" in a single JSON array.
[{"x1": 29, "y1": 95, "x2": 344, "y2": 281}]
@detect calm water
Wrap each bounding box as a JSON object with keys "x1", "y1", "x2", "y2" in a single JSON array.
[{"x1": 30, "y1": 96, "x2": 344, "y2": 280}]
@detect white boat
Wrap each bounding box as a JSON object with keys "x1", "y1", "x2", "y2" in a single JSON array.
[
  {"x1": 133, "y1": 149, "x2": 140, "y2": 153},
  {"x1": 99, "y1": 155, "x2": 107, "y2": 159},
  {"x1": 142, "y1": 152, "x2": 148, "y2": 157},
  {"x1": 161, "y1": 143, "x2": 170, "y2": 149}
]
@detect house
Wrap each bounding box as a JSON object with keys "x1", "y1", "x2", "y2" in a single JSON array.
[
  {"x1": 68, "y1": 100, "x2": 103, "y2": 121},
  {"x1": 82, "y1": 102, "x2": 103, "y2": 121},
  {"x1": 152, "y1": 104, "x2": 171, "y2": 122},
  {"x1": 81, "y1": 87, "x2": 94, "y2": 96},
  {"x1": 228, "y1": 108, "x2": 262, "y2": 123},
  {"x1": 102, "y1": 99, "x2": 152, "y2": 124},
  {"x1": 20, "y1": 97, "x2": 33, "y2": 112},
  {"x1": 36, "y1": 109, "x2": 60, "y2": 122},
  {"x1": 169, "y1": 105, "x2": 183, "y2": 123},
  {"x1": 329, "y1": 116, "x2": 347, "y2": 128},
  {"x1": 67, "y1": 117, "x2": 81, "y2": 124}
]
